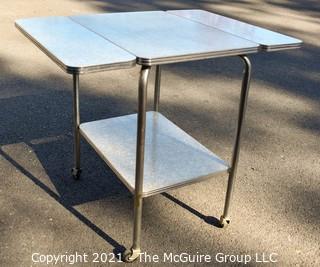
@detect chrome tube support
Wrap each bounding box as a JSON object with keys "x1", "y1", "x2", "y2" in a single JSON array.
[
  {"x1": 220, "y1": 55, "x2": 252, "y2": 228},
  {"x1": 71, "y1": 73, "x2": 81, "y2": 179},
  {"x1": 124, "y1": 65, "x2": 151, "y2": 262},
  {"x1": 153, "y1": 65, "x2": 161, "y2": 111}
]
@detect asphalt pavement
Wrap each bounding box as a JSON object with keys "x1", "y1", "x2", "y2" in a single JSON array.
[{"x1": 0, "y1": 1, "x2": 319, "y2": 266}]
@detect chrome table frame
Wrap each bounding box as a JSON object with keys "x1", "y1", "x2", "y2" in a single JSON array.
[
  {"x1": 70, "y1": 56, "x2": 251, "y2": 261},
  {"x1": 133, "y1": 54, "x2": 251, "y2": 243},
  {"x1": 15, "y1": 10, "x2": 302, "y2": 263}
]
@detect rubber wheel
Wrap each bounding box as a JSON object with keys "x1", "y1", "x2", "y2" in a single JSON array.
[
  {"x1": 220, "y1": 216, "x2": 230, "y2": 228},
  {"x1": 122, "y1": 250, "x2": 138, "y2": 263},
  {"x1": 71, "y1": 168, "x2": 81, "y2": 180}
]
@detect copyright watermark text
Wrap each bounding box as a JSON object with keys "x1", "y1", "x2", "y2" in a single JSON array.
[{"x1": 31, "y1": 251, "x2": 278, "y2": 264}]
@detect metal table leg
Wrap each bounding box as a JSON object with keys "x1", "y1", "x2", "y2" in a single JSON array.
[
  {"x1": 220, "y1": 55, "x2": 252, "y2": 227},
  {"x1": 153, "y1": 65, "x2": 161, "y2": 111},
  {"x1": 71, "y1": 73, "x2": 82, "y2": 179},
  {"x1": 124, "y1": 65, "x2": 151, "y2": 262}
]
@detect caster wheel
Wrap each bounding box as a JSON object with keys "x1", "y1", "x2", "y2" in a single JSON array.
[
  {"x1": 219, "y1": 216, "x2": 230, "y2": 228},
  {"x1": 122, "y1": 249, "x2": 140, "y2": 263},
  {"x1": 71, "y1": 168, "x2": 82, "y2": 180}
]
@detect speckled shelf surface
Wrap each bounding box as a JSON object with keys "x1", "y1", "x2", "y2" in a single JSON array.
[
  {"x1": 80, "y1": 112, "x2": 229, "y2": 197},
  {"x1": 167, "y1": 9, "x2": 302, "y2": 51},
  {"x1": 16, "y1": 10, "x2": 301, "y2": 73},
  {"x1": 15, "y1": 16, "x2": 136, "y2": 74}
]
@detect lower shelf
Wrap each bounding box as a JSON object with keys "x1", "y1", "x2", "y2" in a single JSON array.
[{"x1": 80, "y1": 111, "x2": 229, "y2": 197}]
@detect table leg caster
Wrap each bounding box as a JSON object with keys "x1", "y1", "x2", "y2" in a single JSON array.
[
  {"x1": 122, "y1": 248, "x2": 140, "y2": 263},
  {"x1": 219, "y1": 216, "x2": 230, "y2": 228},
  {"x1": 71, "y1": 168, "x2": 82, "y2": 180}
]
